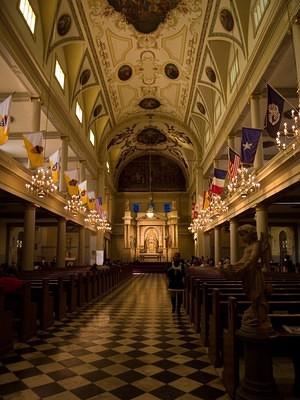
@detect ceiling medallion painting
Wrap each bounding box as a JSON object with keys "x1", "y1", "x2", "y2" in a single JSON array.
[
  {"x1": 206, "y1": 66, "x2": 216, "y2": 83},
  {"x1": 196, "y1": 102, "x2": 206, "y2": 114},
  {"x1": 220, "y1": 9, "x2": 234, "y2": 32},
  {"x1": 118, "y1": 65, "x2": 133, "y2": 81},
  {"x1": 80, "y1": 69, "x2": 91, "y2": 85},
  {"x1": 139, "y1": 98, "x2": 161, "y2": 109},
  {"x1": 57, "y1": 14, "x2": 72, "y2": 36},
  {"x1": 107, "y1": 0, "x2": 181, "y2": 34},
  {"x1": 165, "y1": 63, "x2": 179, "y2": 79},
  {"x1": 93, "y1": 104, "x2": 102, "y2": 117},
  {"x1": 137, "y1": 128, "x2": 167, "y2": 145}
]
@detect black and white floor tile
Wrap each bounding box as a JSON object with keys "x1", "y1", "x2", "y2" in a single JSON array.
[{"x1": 0, "y1": 274, "x2": 229, "y2": 399}]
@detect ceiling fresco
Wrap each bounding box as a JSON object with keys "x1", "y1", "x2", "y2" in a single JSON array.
[
  {"x1": 107, "y1": 0, "x2": 181, "y2": 34},
  {"x1": 118, "y1": 154, "x2": 186, "y2": 192}
]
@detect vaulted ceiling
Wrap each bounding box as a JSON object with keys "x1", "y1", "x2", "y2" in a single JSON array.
[{"x1": 0, "y1": 0, "x2": 299, "y2": 191}]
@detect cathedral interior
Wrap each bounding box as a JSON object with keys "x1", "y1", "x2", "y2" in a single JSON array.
[{"x1": 0, "y1": 1, "x2": 300, "y2": 399}]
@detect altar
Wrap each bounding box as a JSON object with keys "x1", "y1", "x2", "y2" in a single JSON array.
[{"x1": 123, "y1": 202, "x2": 179, "y2": 263}]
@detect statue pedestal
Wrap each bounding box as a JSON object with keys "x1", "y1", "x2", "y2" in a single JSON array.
[{"x1": 236, "y1": 329, "x2": 281, "y2": 400}]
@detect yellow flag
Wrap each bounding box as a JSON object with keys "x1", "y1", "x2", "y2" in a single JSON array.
[
  {"x1": 87, "y1": 191, "x2": 96, "y2": 210},
  {"x1": 78, "y1": 180, "x2": 88, "y2": 206},
  {"x1": 202, "y1": 190, "x2": 210, "y2": 209},
  {"x1": 0, "y1": 95, "x2": 12, "y2": 145},
  {"x1": 23, "y1": 132, "x2": 44, "y2": 168},
  {"x1": 64, "y1": 169, "x2": 79, "y2": 196},
  {"x1": 49, "y1": 150, "x2": 60, "y2": 183}
]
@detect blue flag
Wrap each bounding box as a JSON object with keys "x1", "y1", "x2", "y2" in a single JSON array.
[
  {"x1": 264, "y1": 84, "x2": 284, "y2": 138},
  {"x1": 164, "y1": 203, "x2": 171, "y2": 213},
  {"x1": 132, "y1": 203, "x2": 140, "y2": 213},
  {"x1": 241, "y1": 127, "x2": 261, "y2": 164}
]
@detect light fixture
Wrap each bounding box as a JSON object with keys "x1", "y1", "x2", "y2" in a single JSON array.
[
  {"x1": 208, "y1": 194, "x2": 228, "y2": 218},
  {"x1": 84, "y1": 209, "x2": 100, "y2": 226},
  {"x1": 96, "y1": 216, "x2": 112, "y2": 232},
  {"x1": 64, "y1": 194, "x2": 86, "y2": 216},
  {"x1": 276, "y1": 87, "x2": 300, "y2": 150},
  {"x1": 227, "y1": 165, "x2": 260, "y2": 198},
  {"x1": 188, "y1": 209, "x2": 213, "y2": 233},
  {"x1": 146, "y1": 151, "x2": 154, "y2": 218},
  {"x1": 26, "y1": 167, "x2": 57, "y2": 198}
]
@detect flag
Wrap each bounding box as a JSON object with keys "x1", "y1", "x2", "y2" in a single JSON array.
[
  {"x1": 265, "y1": 84, "x2": 284, "y2": 138},
  {"x1": 228, "y1": 147, "x2": 240, "y2": 180},
  {"x1": 0, "y1": 95, "x2": 12, "y2": 145},
  {"x1": 241, "y1": 127, "x2": 261, "y2": 164},
  {"x1": 202, "y1": 190, "x2": 211, "y2": 209},
  {"x1": 95, "y1": 196, "x2": 103, "y2": 216},
  {"x1": 23, "y1": 132, "x2": 44, "y2": 168},
  {"x1": 49, "y1": 150, "x2": 60, "y2": 183},
  {"x1": 64, "y1": 169, "x2": 79, "y2": 196},
  {"x1": 78, "y1": 180, "x2": 88, "y2": 206},
  {"x1": 132, "y1": 203, "x2": 140, "y2": 213},
  {"x1": 211, "y1": 168, "x2": 227, "y2": 195},
  {"x1": 163, "y1": 203, "x2": 171, "y2": 213},
  {"x1": 87, "y1": 191, "x2": 96, "y2": 210}
]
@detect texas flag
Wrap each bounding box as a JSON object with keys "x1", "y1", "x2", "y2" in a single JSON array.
[
  {"x1": 211, "y1": 168, "x2": 227, "y2": 195},
  {"x1": 241, "y1": 127, "x2": 261, "y2": 165}
]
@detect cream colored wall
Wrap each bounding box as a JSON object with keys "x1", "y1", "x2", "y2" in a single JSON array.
[{"x1": 111, "y1": 192, "x2": 193, "y2": 262}]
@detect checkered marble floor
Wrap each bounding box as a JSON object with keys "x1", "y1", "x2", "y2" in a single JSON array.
[{"x1": 0, "y1": 274, "x2": 229, "y2": 399}]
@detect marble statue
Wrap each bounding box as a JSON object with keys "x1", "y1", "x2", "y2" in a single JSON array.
[{"x1": 125, "y1": 199, "x2": 130, "y2": 211}]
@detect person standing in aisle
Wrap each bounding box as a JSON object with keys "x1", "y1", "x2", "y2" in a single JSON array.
[{"x1": 167, "y1": 252, "x2": 186, "y2": 314}]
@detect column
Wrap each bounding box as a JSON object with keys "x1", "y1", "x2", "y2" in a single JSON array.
[
  {"x1": 59, "y1": 136, "x2": 69, "y2": 192},
  {"x1": 79, "y1": 160, "x2": 86, "y2": 182},
  {"x1": 203, "y1": 231, "x2": 211, "y2": 258},
  {"x1": 214, "y1": 226, "x2": 221, "y2": 265},
  {"x1": 78, "y1": 226, "x2": 86, "y2": 265},
  {"x1": 57, "y1": 217, "x2": 66, "y2": 268},
  {"x1": 97, "y1": 164, "x2": 105, "y2": 198},
  {"x1": 31, "y1": 97, "x2": 41, "y2": 132},
  {"x1": 22, "y1": 204, "x2": 36, "y2": 271},
  {"x1": 255, "y1": 204, "x2": 268, "y2": 240},
  {"x1": 230, "y1": 218, "x2": 239, "y2": 263},
  {"x1": 96, "y1": 231, "x2": 104, "y2": 265},
  {"x1": 251, "y1": 95, "x2": 264, "y2": 169},
  {"x1": 292, "y1": 20, "x2": 300, "y2": 85}
]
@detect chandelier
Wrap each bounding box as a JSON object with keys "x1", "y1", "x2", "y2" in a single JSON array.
[
  {"x1": 208, "y1": 194, "x2": 228, "y2": 218},
  {"x1": 96, "y1": 216, "x2": 112, "y2": 232},
  {"x1": 227, "y1": 166, "x2": 260, "y2": 198},
  {"x1": 64, "y1": 194, "x2": 86, "y2": 216},
  {"x1": 84, "y1": 209, "x2": 100, "y2": 226},
  {"x1": 188, "y1": 209, "x2": 213, "y2": 233},
  {"x1": 276, "y1": 87, "x2": 300, "y2": 150},
  {"x1": 25, "y1": 167, "x2": 57, "y2": 198}
]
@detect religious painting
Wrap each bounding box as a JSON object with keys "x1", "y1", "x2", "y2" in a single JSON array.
[
  {"x1": 118, "y1": 65, "x2": 133, "y2": 81},
  {"x1": 57, "y1": 14, "x2": 72, "y2": 36},
  {"x1": 196, "y1": 102, "x2": 206, "y2": 114},
  {"x1": 220, "y1": 9, "x2": 234, "y2": 31},
  {"x1": 137, "y1": 127, "x2": 167, "y2": 145},
  {"x1": 118, "y1": 155, "x2": 186, "y2": 192},
  {"x1": 165, "y1": 63, "x2": 179, "y2": 79},
  {"x1": 206, "y1": 66, "x2": 216, "y2": 83},
  {"x1": 107, "y1": 0, "x2": 181, "y2": 34},
  {"x1": 139, "y1": 98, "x2": 161, "y2": 109},
  {"x1": 80, "y1": 69, "x2": 91, "y2": 85}
]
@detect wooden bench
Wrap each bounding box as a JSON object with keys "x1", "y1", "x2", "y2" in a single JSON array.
[
  {"x1": 223, "y1": 297, "x2": 300, "y2": 398},
  {"x1": 0, "y1": 288, "x2": 14, "y2": 354}
]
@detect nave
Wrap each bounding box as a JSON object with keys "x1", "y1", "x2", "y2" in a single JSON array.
[{"x1": 0, "y1": 274, "x2": 227, "y2": 400}]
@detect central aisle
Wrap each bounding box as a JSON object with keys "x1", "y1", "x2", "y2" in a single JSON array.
[{"x1": 0, "y1": 274, "x2": 228, "y2": 400}]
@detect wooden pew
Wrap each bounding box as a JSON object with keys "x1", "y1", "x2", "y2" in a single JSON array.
[
  {"x1": 48, "y1": 278, "x2": 67, "y2": 320},
  {"x1": 30, "y1": 280, "x2": 54, "y2": 330},
  {"x1": 223, "y1": 297, "x2": 300, "y2": 399},
  {"x1": 0, "y1": 288, "x2": 14, "y2": 354},
  {"x1": 209, "y1": 288, "x2": 300, "y2": 368}
]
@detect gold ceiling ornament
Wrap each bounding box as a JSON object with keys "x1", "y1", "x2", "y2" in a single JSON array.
[
  {"x1": 276, "y1": 87, "x2": 300, "y2": 150},
  {"x1": 227, "y1": 166, "x2": 260, "y2": 198},
  {"x1": 64, "y1": 194, "x2": 86, "y2": 217},
  {"x1": 25, "y1": 167, "x2": 57, "y2": 199}
]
